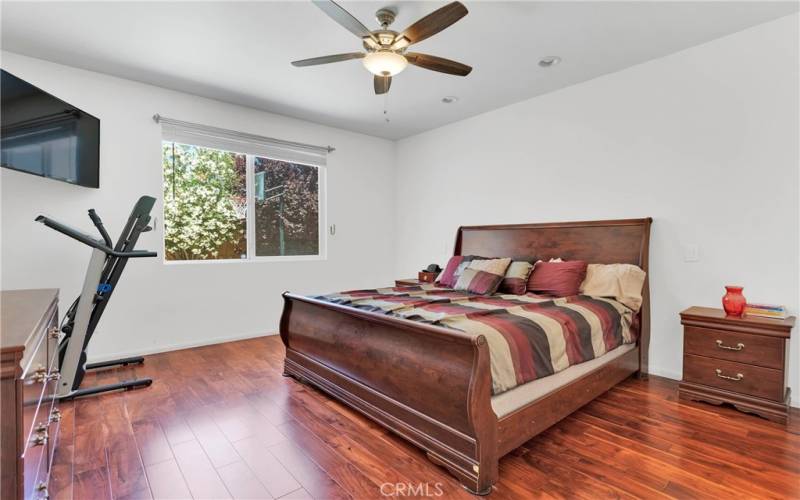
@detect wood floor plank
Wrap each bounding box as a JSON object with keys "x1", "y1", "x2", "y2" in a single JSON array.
[
  {"x1": 159, "y1": 415, "x2": 195, "y2": 447},
  {"x1": 171, "y1": 440, "x2": 232, "y2": 499},
  {"x1": 268, "y1": 441, "x2": 350, "y2": 500},
  {"x1": 101, "y1": 397, "x2": 150, "y2": 498},
  {"x1": 72, "y1": 397, "x2": 110, "y2": 475},
  {"x1": 571, "y1": 412, "x2": 793, "y2": 497},
  {"x1": 131, "y1": 419, "x2": 174, "y2": 466},
  {"x1": 50, "y1": 337, "x2": 800, "y2": 500},
  {"x1": 72, "y1": 468, "x2": 112, "y2": 500},
  {"x1": 145, "y1": 459, "x2": 193, "y2": 500},
  {"x1": 276, "y1": 420, "x2": 384, "y2": 499},
  {"x1": 184, "y1": 411, "x2": 241, "y2": 468},
  {"x1": 50, "y1": 401, "x2": 75, "y2": 500},
  {"x1": 231, "y1": 437, "x2": 301, "y2": 499},
  {"x1": 278, "y1": 488, "x2": 314, "y2": 500},
  {"x1": 282, "y1": 385, "x2": 473, "y2": 498},
  {"x1": 216, "y1": 460, "x2": 274, "y2": 500}
]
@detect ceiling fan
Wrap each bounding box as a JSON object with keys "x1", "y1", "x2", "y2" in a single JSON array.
[{"x1": 292, "y1": 0, "x2": 472, "y2": 95}]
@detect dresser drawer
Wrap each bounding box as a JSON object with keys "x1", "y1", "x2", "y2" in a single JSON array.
[
  {"x1": 684, "y1": 326, "x2": 784, "y2": 369},
  {"x1": 683, "y1": 354, "x2": 784, "y2": 401},
  {"x1": 1, "y1": 289, "x2": 60, "y2": 500},
  {"x1": 21, "y1": 334, "x2": 49, "y2": 464}
]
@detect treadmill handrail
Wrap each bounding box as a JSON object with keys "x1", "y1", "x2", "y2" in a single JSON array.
[{"x1": 35, "y1": 215, "x2": 157, "y2": 258}]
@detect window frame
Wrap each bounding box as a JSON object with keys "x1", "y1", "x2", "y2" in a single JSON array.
[{"x1": 160, "y1": 141, "x2": 327, "y2": 265}]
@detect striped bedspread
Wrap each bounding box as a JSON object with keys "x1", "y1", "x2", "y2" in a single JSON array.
[{"x1": 316, "y1": 284, "x2": 636, "y2": 395}]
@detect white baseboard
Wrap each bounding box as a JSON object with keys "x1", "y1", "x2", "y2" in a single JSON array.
[
  {"x1": 647, "y1": 365, "x2": 681, "y2": 381},
  {"x1": 86, "y1": 331, "x2": 278, "y2": 364}
]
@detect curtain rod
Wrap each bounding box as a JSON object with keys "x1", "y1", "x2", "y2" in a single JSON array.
[{"x1": 152, "y1": 114, "x2": 335, "y2": 154}]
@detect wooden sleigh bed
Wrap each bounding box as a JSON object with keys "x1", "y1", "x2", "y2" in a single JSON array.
[{"x1": 280, "y1": 218, "x2": 652, "y2": 495}]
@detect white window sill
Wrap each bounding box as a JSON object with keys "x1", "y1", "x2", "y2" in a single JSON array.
[{"x1": 163, "y1": 255, "x2": 327, "y2": 265}]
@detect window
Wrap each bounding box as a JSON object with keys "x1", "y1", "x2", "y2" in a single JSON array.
[
  {"x1": 162, "y1": 141, "x2": 324, "y2": 262},
  {"x1": 253, "y1": 157, "x2": 319, "y2": 257}
]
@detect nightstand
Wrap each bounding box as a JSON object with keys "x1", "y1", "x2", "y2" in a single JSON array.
[
  {"x1": 395, "y1": 278, "x2": 422, "y2": 287},
  {"x1": 678, "y1": 306, "x2": 794, "y2": 423}
]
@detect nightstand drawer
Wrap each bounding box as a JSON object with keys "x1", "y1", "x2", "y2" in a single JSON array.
[
  {"x1": 683, "y1": 354, "x2": 784, "y2": 401},
  {"x1": 395, "y1": 279, "x2": 422, "y2": 287},
  {"x1": 684, "y1": 326, "x2": 784, "y2": 369}
]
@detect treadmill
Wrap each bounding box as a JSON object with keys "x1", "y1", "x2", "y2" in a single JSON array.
[{"x1": 36, "y1": 195, "x2": 157, "y2": 400}]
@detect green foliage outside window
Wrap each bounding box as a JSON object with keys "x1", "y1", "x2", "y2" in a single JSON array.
[
  {"x1": 162, "y1": 142, "x2": 246, "y2": 260},
  {"x1": 255, "y1": 158, "x2": 320, "y2": 257},
  {"x1": 162, "y1": 141, "x2": 320, "y2": 261}
]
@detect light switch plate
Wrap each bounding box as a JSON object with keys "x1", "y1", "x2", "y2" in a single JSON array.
[{"x1": 684, "y1": 243, "x2": 700, "y2": 262}]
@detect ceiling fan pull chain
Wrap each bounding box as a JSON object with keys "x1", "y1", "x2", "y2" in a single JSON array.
[{"x1": 383, "y1": 93, "x2": 390, "y2": 123}]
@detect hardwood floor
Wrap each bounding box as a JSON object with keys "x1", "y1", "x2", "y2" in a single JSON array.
[{"x1": 50, "y1": 336, "x2": 799, "y2": 499}]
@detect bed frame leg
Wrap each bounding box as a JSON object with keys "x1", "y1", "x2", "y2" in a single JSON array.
[
  {"x1": 462, "y1": 484, "x2": 493, "y2": 496},
  {"x1": 425, "y1": 452, "x2": 496, "y2": 496}
]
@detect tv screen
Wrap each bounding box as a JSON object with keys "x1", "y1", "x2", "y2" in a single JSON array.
[{"x1": 1, "y1": 69, "x2": 99, "y2": 188}]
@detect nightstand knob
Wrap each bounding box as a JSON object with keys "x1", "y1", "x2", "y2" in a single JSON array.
[{"x1": 715, "y1": 340, "x2": 744, "y2": 351}]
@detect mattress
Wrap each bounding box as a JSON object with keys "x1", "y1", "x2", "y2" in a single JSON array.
[
  {"x1": 490, "y1": 342, "x2": 636, "y2": 417},
  {"x1": 316, "y1": 283, "x2": 636, "y2": 396}
]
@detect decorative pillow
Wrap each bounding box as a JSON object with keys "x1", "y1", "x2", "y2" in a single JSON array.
[
  {"x1": 454, "y1": 258, "x2": 512, "y2": 295},
  {"x1": 580, "y1": 263, "x2": 646, "y2": 311},
  {"x1": 527, "y1": 260, "x2": 588, "y2": 297},
  {"x1": 438, "y1": 255, "x2": 484, "y2": 287},
  {"x1": 498, "y1": 261, "x2": 534, "y2": 295}
]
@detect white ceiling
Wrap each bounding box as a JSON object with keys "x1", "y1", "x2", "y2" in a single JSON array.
[{"x1": 2, "y1": 1, "x2": 797, "y2": 139}]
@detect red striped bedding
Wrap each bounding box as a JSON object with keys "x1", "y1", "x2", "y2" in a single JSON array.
[{"x1": 316, "y1": 284, "x2": 636, "y2": 395}]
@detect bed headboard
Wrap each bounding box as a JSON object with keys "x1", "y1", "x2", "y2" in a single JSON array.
[
  {"x1": 454, "y1": 218, "x2": 651, "y2": 268},
  {"x1": 453, "y1": 217, "x2": 653, "y2": 376}
]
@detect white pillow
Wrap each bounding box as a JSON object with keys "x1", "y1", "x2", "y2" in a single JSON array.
[{"x1": 579, "y1": 263, "x2": 646, "y2": 311}]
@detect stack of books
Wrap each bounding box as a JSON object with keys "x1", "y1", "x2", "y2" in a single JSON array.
[{"x1": 744, "y1": 303, "x2": 787, "y2": 319}]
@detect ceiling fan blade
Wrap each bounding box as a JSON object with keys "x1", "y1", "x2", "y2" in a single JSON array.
[
  {"x1": 406, "y1": 52, "x2": 472, "y2": 76},
  {"x1": 374, "y1": 75, "x2": 391, "y2": 95},
  {"x1": 396, "y1": 1, "x2": 467, "y2": 46},
  {"x1": 292, "y1": 52, "x2": 365, "y2": 67},
  {"x1": 312, "y1": 0, "x2": 378, "y2": 42}
]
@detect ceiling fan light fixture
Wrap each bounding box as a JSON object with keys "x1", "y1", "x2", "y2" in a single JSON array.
[{"x1": 363, "y1": 51, "x2": 408, "y2": 76}]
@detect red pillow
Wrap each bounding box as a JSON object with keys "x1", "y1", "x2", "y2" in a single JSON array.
[
  {"x1": 527, "y1": 260, "x2": 588, "y2": 297},
  {"x1": 437, "y1": 256, "x2": 466, "y2": 287}
]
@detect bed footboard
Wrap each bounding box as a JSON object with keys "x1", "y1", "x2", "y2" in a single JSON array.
[{"x1": 280, "y1": 292, "x2": 498, "y2": 494}]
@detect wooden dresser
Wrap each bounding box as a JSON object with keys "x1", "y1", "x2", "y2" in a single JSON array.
[
  {"x1": 1, "y1": 289, "x2": 60, "y2": 500},
  {"x1": 679, "y1": 306, "x2": 794, "y2": 423}
]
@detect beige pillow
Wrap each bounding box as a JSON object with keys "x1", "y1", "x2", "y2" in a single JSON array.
[
  {"x1": 579, "y1": 263, "x2": 646, "y2": 311},
  {"x1": 468, "y1": 257, "x2": 512, "y2": 275}
]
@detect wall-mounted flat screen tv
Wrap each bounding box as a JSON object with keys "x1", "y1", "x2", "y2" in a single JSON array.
[{"x1": 1, "y1": 69, "x2": 100, "y2": 188}]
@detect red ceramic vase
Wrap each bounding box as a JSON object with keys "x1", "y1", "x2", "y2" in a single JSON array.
[{"x1": 722, "y1": 286, "x2": 746, "y2": 316}]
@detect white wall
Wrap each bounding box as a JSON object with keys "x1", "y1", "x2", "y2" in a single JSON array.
[
  {"x1": 2, "y1": 15, "x2": 798, "y2": 405},
  {"x1": 1, "y1": 51, "x2": 396, "y2": 361},
  {"x1": 394, "y1": 15, "x2": 800, "y2": 405}
]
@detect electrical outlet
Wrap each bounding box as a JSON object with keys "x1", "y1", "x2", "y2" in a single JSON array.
[{"x1": 684, "y1": 244, "x2": 700, "y2": 262}]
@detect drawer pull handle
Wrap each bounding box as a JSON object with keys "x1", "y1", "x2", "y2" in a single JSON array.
[
  {"x1": 36, "y1": 481, "x2": 49, "y2": 499},
  {"x1": 715, "y1": 368, "x2": 743, "y2": 381},
  {"x1": 31, "y1": 429, "x2": 48, "y2": 446},
  {"x1": 27, "y1": 366, "x2": 48, "y2": 384},
  {"x1": 50, "y1": 409, "x2": 62, "y2": 423},
  {"x1": 716, "y1": 340, "x2": 744, "y2": 351},
  {"x1": 46, "y1": 369, "x2": 61, "y2": 382}
]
